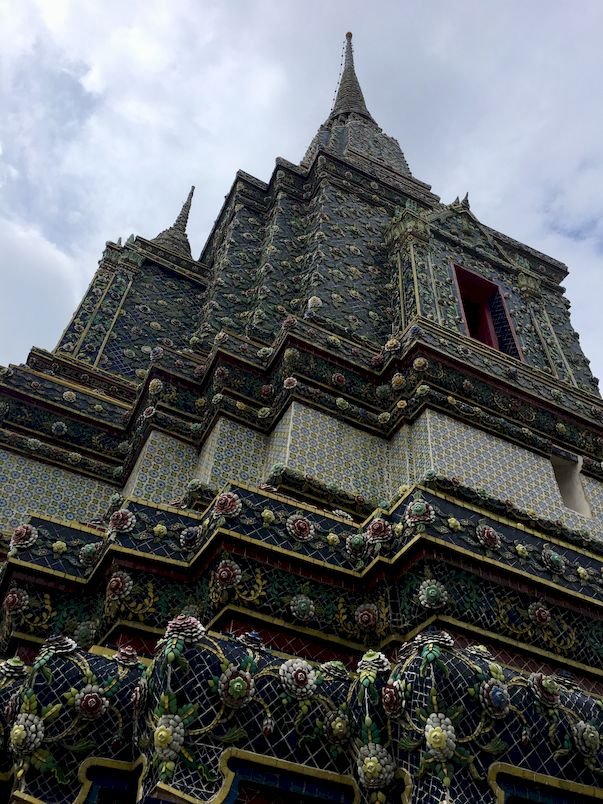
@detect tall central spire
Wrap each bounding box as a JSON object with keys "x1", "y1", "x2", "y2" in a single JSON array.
[
  {"x1": 301, "y1": 34, "x2": 413, "y2": 179},
  {"x1": 329, "y1": 32, "x2": 374, "y2": 122}
]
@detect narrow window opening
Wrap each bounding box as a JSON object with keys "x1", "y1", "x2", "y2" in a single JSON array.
[
  {"x1": 464, "y1": 298, "x2": 489, "y2": 342},
  {"x1": 455, "y1": 266, "x2": 520, "y2": 358},
  {"x1": 551, "y1": 453, "x2": 591, "y2": 517}
]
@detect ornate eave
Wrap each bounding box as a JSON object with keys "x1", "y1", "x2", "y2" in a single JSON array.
[
  {"x1": 1, "y1": 299, "x2": 602, "y2": 507},
  {"x1": 1, "y1": 477, "x2": 602, "y2": 800},
  {"x1": 2, "y1": 482, "x2": 602, "y2": 670}
]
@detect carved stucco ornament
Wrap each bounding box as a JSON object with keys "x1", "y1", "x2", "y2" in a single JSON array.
[{"x1": 385, "y1": 205, "x2": 431, "y2": 249}]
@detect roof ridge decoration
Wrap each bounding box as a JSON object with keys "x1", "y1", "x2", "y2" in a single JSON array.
[
  {"x1": 151, "y1": 185, "x2": 195, "y2": 258},
  {"x1": 427, "y1": 197, "x2": 531, "y2": 271},
  {"x1": 329, "y1": 32, "x2": 374, "y2": 122}
]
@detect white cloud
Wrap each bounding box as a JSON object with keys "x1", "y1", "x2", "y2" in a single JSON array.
[
  {"x1": 0, "y1": 217, "x2": 81, "y2": 365},
  {"x1": 0, "y1": 0, "x2": 602, "y2": 388}
]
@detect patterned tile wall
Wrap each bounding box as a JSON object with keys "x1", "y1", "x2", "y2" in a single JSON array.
[
  {"x1": 0, "y1": 447, "x2": 114, "y2": 531},
  {"x1": 193, "y1": 405, "x2": 394, "y2": 498},
  {"x1": 565, "y1": 475, "x2": 603, "y2": 532},
  {"x1": 196, "y1": 423, "x2": 221, "y2": 485},
  {"x1": 424, "y1": 409, "x2": 557, "y2": 510},
  {"x1": 423, "y1": 409, "x2": 603, "y2": 535},
  {"x1": 407, "y1": 412, "x2": 433, "y2": 483},
  {"x1": 125, "y1": 431, "x2": 198, "y2": 504},
  {"x1": 194, "y1": 418, "x2": 265, "y2": 489},
  {"x1": 386, "y1": 425, "x2": 410, "y2": 490},
  {"x1": 285, "y1": 403, "x2": 389, "y2": 497},
  {"x1": 264, "y1": 407, "x2": 294, "y2": 471},
  {"x1": 119, "y1": 407, "x2": 603, "y2": 539}
]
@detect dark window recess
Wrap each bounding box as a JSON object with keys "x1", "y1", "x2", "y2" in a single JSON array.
[
  {"x1": 455, "y1": 266, "x2": 520, "y2": 358},
  {"x1": 500, "y1": 773, "x2": 595, "y2": 803},
  {"x1": 84, "y1": 766, "x2": 140, "y2": 804},
  {"x1": 226, "y1": 758, "x2": 358, "y2": 803}
]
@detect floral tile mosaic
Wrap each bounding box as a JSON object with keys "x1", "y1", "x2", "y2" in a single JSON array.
[{"x1": 0, "y1": 447, "x2": 113, "y2": 531}]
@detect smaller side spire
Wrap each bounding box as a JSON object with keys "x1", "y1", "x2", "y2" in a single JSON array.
[
  {"x1": 151, "y1": 186, "x2": 195, "y2": 258},
  {"x1": 329, "y1": 32, "x2": 374, "y2": 122}
]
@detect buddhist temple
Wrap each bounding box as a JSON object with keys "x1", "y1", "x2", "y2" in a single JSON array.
[{"x1": 0, "y1": 33, "x2": 601, "y2": 804}]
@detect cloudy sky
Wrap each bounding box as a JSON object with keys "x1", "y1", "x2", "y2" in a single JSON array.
[{"x1": 1, "y1": 0, "x2": 603, "y2": 386}]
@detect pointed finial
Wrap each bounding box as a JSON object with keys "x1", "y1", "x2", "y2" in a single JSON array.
[
  {"x1": 461, "y1": 192, "x2": 470, "y2": 209},
  {"x1": 174, "y1": 185, "x2": 195, "y2": 232},
  {"x1": 151, "y1": 185, "x2": 195, "y2": 258},
  {"x1": 329, "y1": 32, "x2": 374, "y2": 121},
  {"x1": 301, "y1": 33, "x2": 414, "y2": 177}
]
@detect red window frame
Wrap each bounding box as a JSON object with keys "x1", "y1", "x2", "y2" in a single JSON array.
[{"x1": 453, "y1": 265, "x2": 522, "y2": 358}]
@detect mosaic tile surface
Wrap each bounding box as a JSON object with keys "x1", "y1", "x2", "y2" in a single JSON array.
[
  {"x1": 1, "y1": 36, "x2": 602, "y2": 804},
  {"x1": 264, "y1": 405, "x2": 294, "y2": 470},
  {"x1": 95, "y1": 262, "x2": 205, "y2": 380},
  {"x1": 286, "y1": 403, "x2": 389, "y2": 497},
  {"x1": 195, "y1": 418, "x2": 265, "y2": 489},
  {"x1": 407, "y1": 411, "x2": 433, "y2": 483},
  {"x1": 195, "y1": 421, "x2": 221, "y2": 485},
  {"x1": 0, "y1": 447, "x2": 113, "y2": 531},
  {"x1": 124, "y1": 430, "x2": 198, "y2": 504},
  {"x1": 565, "y1": 474, "x2": 603, "y2": 531},
  {"x1": 119, "y1": 406, "x2": 603, "y2": 540},
  {"x1": 424, "y1": 409, "x2": 603, "y2": 534},
  {"x1": 388, "y1": 425, "x2": 411, "y2": 489},
  {"x1": 425, "y1": 409, "x2": 557, "y2": 511}
]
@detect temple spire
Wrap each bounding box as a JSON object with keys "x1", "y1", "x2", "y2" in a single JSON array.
[
  {"x1": 329, "y1": 32, "x2": 374, "y2": 122},
  {"x1": 301, "y1": 33, "x2": 413, "y2": 178},
  {"x1": 151, "y1": 186, "x2": 195, "y2": 258},
  {"x1": 173, "y1": 185, "x2": 195, "y2": 232}
]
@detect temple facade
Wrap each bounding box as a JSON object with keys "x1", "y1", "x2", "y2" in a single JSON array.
[{"x1": 0, "y1": 33, "x2": 601, "y2": 804}]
